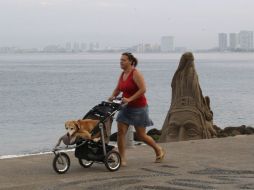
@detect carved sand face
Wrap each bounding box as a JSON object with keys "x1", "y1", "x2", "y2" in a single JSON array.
[
  {"x1": 159, "y1": 52, "x2": 216, "y2": 143},
  {"x1": 167, "y1": 111, "x2": 203, "y2": 141}
]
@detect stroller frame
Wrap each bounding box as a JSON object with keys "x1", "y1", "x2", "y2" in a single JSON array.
[{"x1": 52, "y1": 99, "x2": 123, "y2": 174}]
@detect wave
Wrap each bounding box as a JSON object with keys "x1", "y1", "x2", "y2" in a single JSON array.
[{"x1": 0, "y1": 149, "x2": 75, "y2": 160}]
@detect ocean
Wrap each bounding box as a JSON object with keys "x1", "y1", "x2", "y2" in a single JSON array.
[{"x1": 0, "y1": 52, "x2": 254, "y2": 156}]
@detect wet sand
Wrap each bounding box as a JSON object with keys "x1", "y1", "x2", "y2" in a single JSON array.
[{"x1": 0, "y1": 135, "x2": 254, "y2": 190}]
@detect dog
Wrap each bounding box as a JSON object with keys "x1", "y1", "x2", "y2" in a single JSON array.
[
  {"x1": 54, "y1": 119, "x2": 100, "y2": 148},
  {"x1": 65, "y1": 119, "x2": 100, "y2": 140}
]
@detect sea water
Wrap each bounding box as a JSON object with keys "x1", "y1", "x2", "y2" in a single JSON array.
[{"x1": 0, "y1": 53, "x2": 254, "y2": 156}]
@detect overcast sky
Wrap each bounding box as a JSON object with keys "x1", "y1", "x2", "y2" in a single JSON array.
[{"x1": 0, "y1": 0, "x2": 253, "y2": 49}]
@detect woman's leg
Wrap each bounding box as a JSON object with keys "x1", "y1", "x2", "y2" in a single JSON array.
[
  {"x1": 134, "y1": 126, "x2": 162, "y2": 157},
  {"x1": 117, "y1": 122, "x2": 129, "y2": 165}
]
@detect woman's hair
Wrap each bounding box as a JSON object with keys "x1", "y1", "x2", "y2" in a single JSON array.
[{"x1": 122, "y1": 52, "x2": 138, "y2": 67}]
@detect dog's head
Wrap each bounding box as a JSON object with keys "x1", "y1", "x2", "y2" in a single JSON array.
[{"x1": 65, "y1": 120, "x2": 80, "y2": 137}]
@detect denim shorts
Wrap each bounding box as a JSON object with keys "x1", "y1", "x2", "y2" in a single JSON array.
[{"x1": 116, "y1": 105, "x2": 154, "y2": 127}]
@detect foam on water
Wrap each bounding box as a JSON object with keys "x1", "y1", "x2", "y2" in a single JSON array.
[
  {"x1": 0, "y1": 149, "x2": 76, "y2": 160},
  {"x1": 0, "y1": 151, "x2": 53, "y2": 160}
]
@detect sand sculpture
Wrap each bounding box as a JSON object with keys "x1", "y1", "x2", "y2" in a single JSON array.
[{"x1": 159, "y1": 52, "x2": 216, "y2": 142}]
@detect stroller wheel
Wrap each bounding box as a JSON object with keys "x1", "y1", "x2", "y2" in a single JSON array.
[
  {"x1": 104, "y1": 150, "x2": 121, "y2": 172},
  {"x1": 52, "y1": 152, "x2": 70, "y2": 174},
  {"x1": 78, "y1": 159, "x2": 94, "y2": 168}
]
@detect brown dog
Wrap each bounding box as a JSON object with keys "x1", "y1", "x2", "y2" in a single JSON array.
[
  {"x1": 65, "y1": 119, "x2": 100, "y2": 140},
  {"x1": 54, "y1": 119, "x2": 100, "y2": 148}
]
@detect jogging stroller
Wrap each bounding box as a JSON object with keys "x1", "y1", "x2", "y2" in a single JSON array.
[{"x1": 52, "y1": 99, "x2": 123, "y2": 174}]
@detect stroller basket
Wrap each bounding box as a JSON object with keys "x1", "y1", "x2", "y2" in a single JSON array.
[{"x1": 75, "y1": 139, "x2": 115, "y2": 162}]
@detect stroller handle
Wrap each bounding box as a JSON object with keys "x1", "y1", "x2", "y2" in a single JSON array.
[
  {"x1": 112, "y1": 97, "x2": 122, "y2": 102},
  {"x1": 111, "y1": 97, "x2": 128, "y2": 107}
]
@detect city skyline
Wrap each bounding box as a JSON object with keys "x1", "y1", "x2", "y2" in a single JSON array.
[
  {"x1": 218, "y1": 30, "x2": 254, "y2": 52},
  {"x1": 1, "y1": 0, "x2": 254, "y2": 49},
  {"x1": 2, "y1": 30, "x2": 254, "y2": 54}
]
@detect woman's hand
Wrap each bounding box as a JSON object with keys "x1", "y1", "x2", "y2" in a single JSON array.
[
  {"x1": 108, "y1": 96, "x2": 115, "y2": 102},
  {"x1": 122, "y1": 97, "x2": 131, "y2": 104}
]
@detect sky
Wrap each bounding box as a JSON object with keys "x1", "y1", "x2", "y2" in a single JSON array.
[{"x1": 0, "y1": 0, "x2": 253, "y2": 49}]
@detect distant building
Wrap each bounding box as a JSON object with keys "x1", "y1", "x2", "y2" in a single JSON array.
[
  {"x1": 175, "y1": 46, "x2": 187, "y2": 53},
  {"x1": 151, "y1": 43, "x2": 160, "y2": 52},
  {"x1": 95, "y1": 42, "x2": 100, "y2": 50},
  {"x1": 65, "y1": 42, "x2": 72, "y2": 51},
  {"x1": 43, "y1": 45, "x2": 65, "y2": 52},
  {"x1": 136, "y1": 44, "x2": 144, "y2": 53},
  {"x1": 73, "y1": 42, "x2": 80, "y2": 52},
  {"x1": 238, "y1": 31, "x2": 253, "y2": 51},
  {"x1": 81, "y1": 43, "x2": 87, "y2": 51},
  {"x1": 89, "y1": 43, "x2": 94, "y2": 51},
  {"x1": 144, "y1": 43, "x2": 152, "y2": 53},
  {"x1": 218, "y1": 33, "x2": 227, "y2": 51},
  {"x1": 89, "y1": 42, "x2": 100, "y2": 51},
  {"x1": 229, "y1": 33, "x2": 239, "y2": 51},
  {"x1": 161, "y1": 36, "x2": 174, "y2": 52}
]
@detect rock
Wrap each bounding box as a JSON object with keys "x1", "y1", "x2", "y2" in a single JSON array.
[
  {"x1": 147, "y1": 128, "x2": 162, "y2": 136},
  {"x1": 246, "y1": 126, "x2": 254, "y2": 134},
  {"x1": 214, "y1": 125, "x2": 254, "y2": 137},
  {"x1": 146, "y1": 128, "x2": 162, "y2": 142},
  {"x1": 223, "y1": 125, "x2": 245, "y2": 136},
  {"x1": 110, "y1": 125, "x2": 254, "y2": 142}
]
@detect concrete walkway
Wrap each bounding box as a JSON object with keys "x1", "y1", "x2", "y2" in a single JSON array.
[{"x1": 0, "y1": 135, "x2": 254, "y2": 190}]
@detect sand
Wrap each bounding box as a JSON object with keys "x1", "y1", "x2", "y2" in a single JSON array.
[{"x1": 0, "y1": 135, "x2": 254, "y2": 190}]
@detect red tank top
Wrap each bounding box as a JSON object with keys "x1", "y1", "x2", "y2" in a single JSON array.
[{"x1": 117, "y1": 69, "x2": 147, "y2": 108}]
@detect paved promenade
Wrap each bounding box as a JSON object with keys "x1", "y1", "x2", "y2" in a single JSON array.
[{"x1": 0, "y1": 135, "x2": 254, "y2": 190}]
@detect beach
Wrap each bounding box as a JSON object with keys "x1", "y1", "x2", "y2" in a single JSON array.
[
  {"x1": 1, "y1": 135, "x2": 253, "y2": 190},
  {"x1": 1, "y1": 1, "x2": 254, "y2": 189}
]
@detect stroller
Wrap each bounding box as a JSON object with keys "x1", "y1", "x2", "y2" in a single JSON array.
[{"x1": 52, "y1": 98, "x2": 123, "y2": 174}]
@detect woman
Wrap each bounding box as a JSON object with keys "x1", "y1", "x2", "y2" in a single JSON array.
[{"x1": 109, "y1": 52, "x2": 165, "y2": 166}]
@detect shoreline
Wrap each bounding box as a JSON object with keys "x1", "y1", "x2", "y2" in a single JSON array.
[
  {"x1": 1, "y1": 52, "x2": 254, "y2": 61},
  {"x1": 0, "y1": 151, "x2": 53, "y2": 160},
  {"x1": 0, "y1": 141, "x2": 145, "y2": 160}
]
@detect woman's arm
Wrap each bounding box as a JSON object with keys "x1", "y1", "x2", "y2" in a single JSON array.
[{"x1": 123, "y1": 69, "x2": 146, "y2": 103}]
